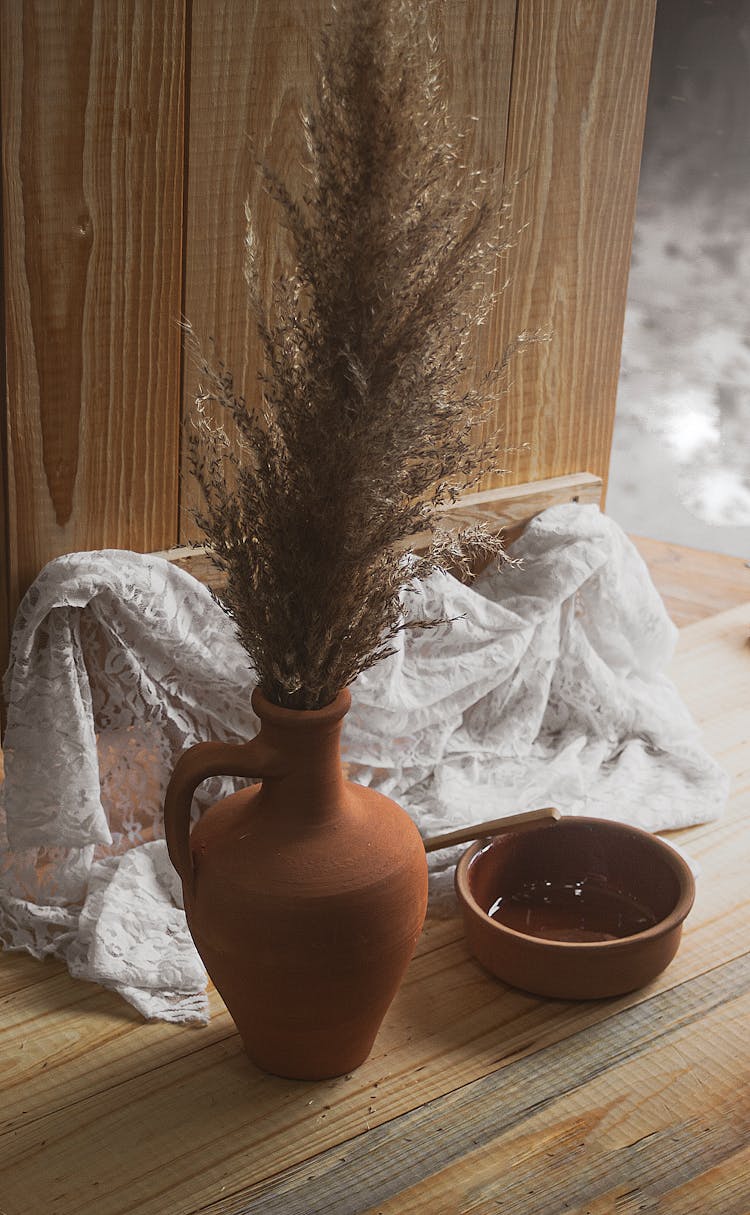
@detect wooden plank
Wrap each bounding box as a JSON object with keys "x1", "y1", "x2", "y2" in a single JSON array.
[
  {"x1": 179, "y1": 0, "x2": 517, "y2": 543},
  {"x1": 0, "y1": 950, "x2": 66, "y2": 999},
  {"x1": 631, "y1": 534, "x2": 750, "y2": 628},
  {"x1": 178, "y1": 0, "x2": 329, "y2": 545},
  {"x1": 651, "y1": 1145, "x2": 750, "y2": 1215},
  {"x1": 4, "y1": 944, "x2": 748, "y2": 1215},
  {"x1": 670, "y1": 601, "x2": 750, "y2": 745},
  {"x1": 232, "y1": 958, "x2": 750, "y2": 1215},
  {"x1": 484, "y1": 0, "x2": 656, "y2": 496},
  {"x1": 399, "y1": 470, "x2": 602, "y2": 556},
  {"x1": 0, "y1": 968, "x2": 235, "y2": 1138},
  {"x1": 163, "y1": 471, "x2": 602, "y2": 591},
  {"x1": 0, "y1": 0, "x2": 186, "y2": 653},
  {"x1": 0, "y1": 856, "x2": 739, "y2": 1214},
  {"x1": 382, "y1": 976, "x2": 750, "y2": 1215},
  {"x1": 0, "y1": 600, "x2": 747, "y2": 1213}
]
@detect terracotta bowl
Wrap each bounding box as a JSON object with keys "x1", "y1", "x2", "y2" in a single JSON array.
[{"x1": 455, "y1": 816, "x2": 695, "y2": 999}]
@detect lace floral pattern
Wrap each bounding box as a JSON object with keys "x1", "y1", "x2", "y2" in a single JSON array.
[{"x1": 0, "y1": 506, "x2": 729, "y2": 1023}]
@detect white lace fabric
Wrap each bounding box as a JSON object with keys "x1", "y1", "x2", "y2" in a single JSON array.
[{"x1": 0, "y1": 505, "x2": 729, "y2": 1023}]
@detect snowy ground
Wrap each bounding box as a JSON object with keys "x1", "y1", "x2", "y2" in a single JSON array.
[{"x1": 606, "y1": 0, "x2": 750, "y2": 559}]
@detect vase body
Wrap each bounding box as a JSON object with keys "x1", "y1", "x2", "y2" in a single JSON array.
[{"x1": 164, "y1": 688, "x2": 428, "y2": 1080}]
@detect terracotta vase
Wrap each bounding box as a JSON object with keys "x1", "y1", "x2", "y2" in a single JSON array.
[{"x1": 163, "y1": 687, "x2": 428, "y2": 1080}]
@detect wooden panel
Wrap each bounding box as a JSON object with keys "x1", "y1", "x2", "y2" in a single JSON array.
[
  {"x1": 0, "y1": 602, "x2": 748, "y2": 1214},
  {"x1": 0, "y1": 0, "x2": 186, "y2": 662},
  {"x1": 179, "y1": 0, "x2": 518, "y2": 542},
  {"x1": 0, "y1": 1, "x2": 658, "y2": 692},
  {"x1": 483, "y1": 0, "x2": 657, "y2": 494}
]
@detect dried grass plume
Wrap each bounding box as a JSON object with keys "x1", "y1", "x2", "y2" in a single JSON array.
[{"x1": 188, "y1": 0, "x2": 530, "y2": 709}]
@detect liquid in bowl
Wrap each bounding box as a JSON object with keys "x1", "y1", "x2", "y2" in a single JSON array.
[{"x1": 488, "y1": 875, "x2": 659, "y2": 943}]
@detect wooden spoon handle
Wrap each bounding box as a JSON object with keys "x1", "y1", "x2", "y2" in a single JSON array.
[{"x1": 422, "y1": 805, "x2": 561, "y2": 854}]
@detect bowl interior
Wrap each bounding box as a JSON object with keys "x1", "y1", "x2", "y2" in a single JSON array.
[{"x1": 464, "y1": 818, "x2": 690, "y2": 944}]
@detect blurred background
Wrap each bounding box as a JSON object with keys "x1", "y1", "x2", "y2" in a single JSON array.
[{"x1": 607, "y1": 0, "x2": 750, "y2": 558}]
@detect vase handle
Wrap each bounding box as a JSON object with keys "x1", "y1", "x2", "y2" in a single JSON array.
[{"x1": 163, "y1": 732, "x2": 281, "y2": 900}]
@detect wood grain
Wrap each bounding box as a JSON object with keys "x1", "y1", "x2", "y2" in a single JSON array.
[
  {"x1": 240, "y1": 962, "x2": 750, "y2": 1215},
  {"x1": 631, "y1": 534, "x2": 750, "y2": 627},
  {"x1": 0, "y1": 0, "x2": 186, "y2": 655},
  {"x1": 404, "y1": 469, "x2": 602, "y2": 553},
  {"x1": 366, "y1": 971, "x2": 750, "y2": 1215},
  {"x1": 483, "y1": 0, "x2": 657, "y2": 496},
  {"x1": 0, "y1": 949, "x2": 66, "y2": 999},
  {"x1": 178, "y1": 0, "x2": 517, "y2": 543},
  {"x1": 0, "y1": 602, "x2": 747, "y2": 1215}
]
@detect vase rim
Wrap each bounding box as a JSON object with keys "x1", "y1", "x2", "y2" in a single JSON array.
[{"x1": 251, "y1": 686, "x2": 351, "y2": 727}]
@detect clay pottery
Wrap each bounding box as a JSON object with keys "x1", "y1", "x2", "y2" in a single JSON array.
[
  {"x1": 455, "y1": 815, "x2": 695, "y2": 999},
  {"x1": 164, "y1": 687, "x2": 428, "y2": 1080}
]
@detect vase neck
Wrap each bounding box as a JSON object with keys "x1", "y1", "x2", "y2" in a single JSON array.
[
  {"x1": 252, "y1": 688, "x2": 350, "y2": 821},
  {"x1": 270, "y1": 725, "x2": 347, "y2": 815}
]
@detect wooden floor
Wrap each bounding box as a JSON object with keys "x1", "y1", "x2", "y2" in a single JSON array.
[
  {"x1": 0, "y1": 545, "x2": 749, "y2": 1213},
  {"x1": 630, "y1": 535, "x2": 750, "y2": 627}
]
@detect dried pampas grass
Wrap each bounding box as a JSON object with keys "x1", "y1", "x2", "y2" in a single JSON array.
[{"x1": 188, "y1": 0, "x2": 530, "y2": 709}]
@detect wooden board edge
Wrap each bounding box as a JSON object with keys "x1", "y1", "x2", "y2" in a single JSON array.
[{"x1": 156, "y1": 471, "x2": 603, "y2": 588}]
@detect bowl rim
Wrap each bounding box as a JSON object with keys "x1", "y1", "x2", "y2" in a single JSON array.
[{"x1": 454, "y1": 814, "x2": 696, "y2": 952}]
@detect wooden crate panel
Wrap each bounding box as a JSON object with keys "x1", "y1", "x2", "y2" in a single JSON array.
[
  {"x1": 0, "y1": 0, "x2": 186, "y2": 620},
  {"x1": 483, "y1": 0, "x2": 657, "y2": 494}
]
